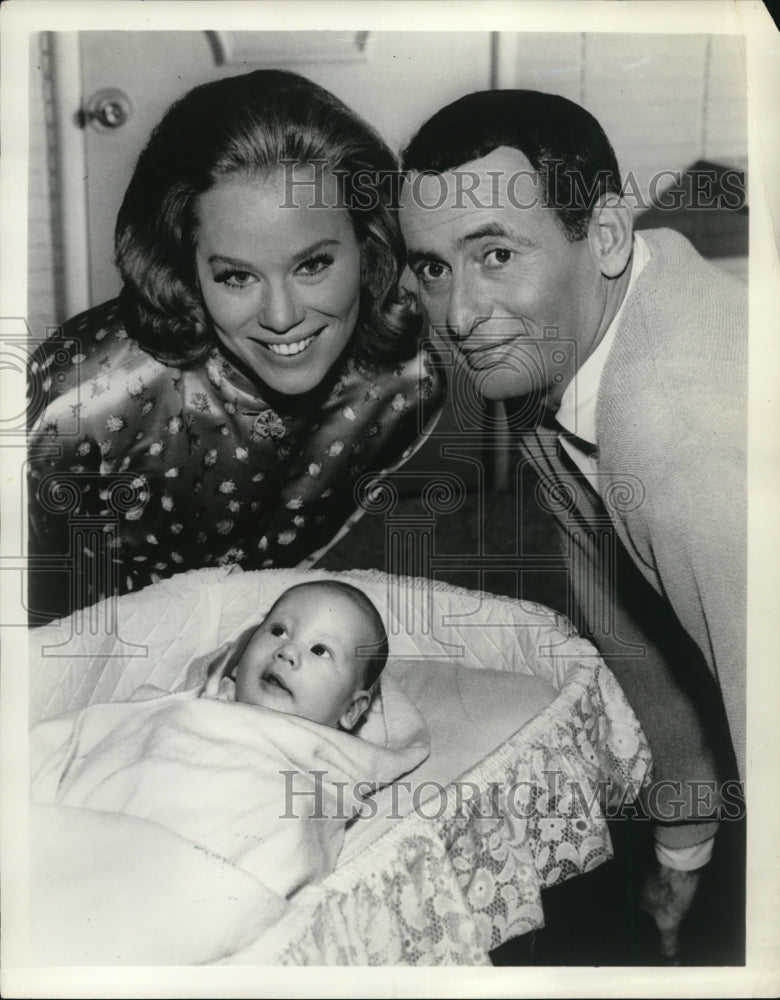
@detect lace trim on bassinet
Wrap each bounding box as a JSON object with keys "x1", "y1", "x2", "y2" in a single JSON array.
[{"x1": 232, "y1": 656, "x2": 650, "y2": 965}]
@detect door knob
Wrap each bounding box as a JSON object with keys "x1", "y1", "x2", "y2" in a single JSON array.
[{"x1": 80, "y1": 89, "x2": 132, "y2": 131}]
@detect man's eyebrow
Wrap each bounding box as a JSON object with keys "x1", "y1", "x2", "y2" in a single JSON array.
[
  {"x1": 459, "y1": 222, "x2": 534, "y2": 248},
  {"x1": 406, "y1": 222, "x2": 536, "y2": 268},
  {"x1": 406, "y1": 248, "x2": 443, "y2": 268},
  {"x1": 406, "y1": 223, "x2": 535, "y2": 266}
]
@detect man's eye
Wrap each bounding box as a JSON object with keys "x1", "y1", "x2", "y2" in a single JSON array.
[
  {"x1": 415, "y1": 261, "x2": 451, "y2": 289},
  {"x1": 311, "y1": 644, "x2": 332, "y2": 658},
  {"x1": 484, "y1": 248, "x2": 513, "y2": 268}
]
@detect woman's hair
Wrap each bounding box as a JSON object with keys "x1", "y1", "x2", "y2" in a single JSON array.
[{"x1": 115, "y1": 70, "x2": 420, "y2": 370}]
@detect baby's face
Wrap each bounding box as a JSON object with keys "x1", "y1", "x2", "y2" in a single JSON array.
[{"x1": 234, "y1": 585, "x2": 374, "y2": 729}]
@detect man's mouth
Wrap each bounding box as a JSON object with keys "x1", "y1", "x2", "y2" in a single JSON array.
[
  {"x1": 262, "y1": 329, "x2": 323, "y2": 357},
  {"x1": 460, "y1": 339, "x2": 518, "y2": 364},
  {"x1": 459, "y1": 329, "x2": 536, "y2": 364},
  {"x1": 462, "y1": 340, "x2": 509, "y2": 356}
]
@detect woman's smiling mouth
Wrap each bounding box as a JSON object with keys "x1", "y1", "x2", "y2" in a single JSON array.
[{"x1": 262, "y1": 330, "x2": 322, "y2": 357}]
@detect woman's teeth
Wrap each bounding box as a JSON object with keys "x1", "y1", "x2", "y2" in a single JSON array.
[{"x1": 266, "y1": 334, "x2": 316, "y2": 357}]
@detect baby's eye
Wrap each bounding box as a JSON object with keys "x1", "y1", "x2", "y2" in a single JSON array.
[
  {"x1": 310, "y1": 644, "x2": 332, "y2": 658},
  {"x1": 269, "y1": 624, "x2": 286, "y2": 637}
]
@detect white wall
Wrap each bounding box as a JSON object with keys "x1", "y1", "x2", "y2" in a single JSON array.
[
  {"x1": 28, "y1": 34, "x2": 63, "y2": 341},
  {"x1": 27, "y1": 30, "x2": 747, "y2": 332},
  {"x1": 504, "y1": 32, "x2": 746, "y2": 203}
]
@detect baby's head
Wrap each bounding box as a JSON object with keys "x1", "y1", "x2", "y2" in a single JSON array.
[{"x1": 233, "y1": 580, "x2": 388, "y2": 730}]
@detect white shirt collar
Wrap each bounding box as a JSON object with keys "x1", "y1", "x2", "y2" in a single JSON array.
[{"x1": 555, "y1": 233, "x2": 650, "y2": 446}]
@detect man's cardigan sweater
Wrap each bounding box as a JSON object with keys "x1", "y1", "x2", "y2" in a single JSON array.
[{"x1": 518, "y1": 228, "x2": 747, "y2": 789}]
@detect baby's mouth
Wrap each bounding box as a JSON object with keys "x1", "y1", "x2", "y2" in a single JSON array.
[{"x1": 261, "y1": 669, "x2": 291, "y2": 695}]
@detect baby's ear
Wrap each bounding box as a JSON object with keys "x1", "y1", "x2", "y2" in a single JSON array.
[{"x1": 339, "y1": 690, "x2": 371, "y2": 732}]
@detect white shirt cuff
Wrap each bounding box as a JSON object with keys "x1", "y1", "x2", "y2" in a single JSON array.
[{"x1": 655, "y1": 837, "x2": 715, "y2": 871}]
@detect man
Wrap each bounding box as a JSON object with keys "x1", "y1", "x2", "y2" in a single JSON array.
[{"x1": 399, "y1": 90, "x2": 746, "y2": 960}]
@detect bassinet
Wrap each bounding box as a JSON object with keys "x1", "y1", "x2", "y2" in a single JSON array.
[{"x1": 28, "y1": 566, "x2": 651, "y2": 966}]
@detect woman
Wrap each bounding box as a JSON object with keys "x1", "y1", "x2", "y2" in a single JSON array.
[{"x1": 27, "y1": 70, "x2": 443, "y2": 621}]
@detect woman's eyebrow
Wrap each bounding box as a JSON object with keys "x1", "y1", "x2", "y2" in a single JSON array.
[
  {"x1": 290, "y1": 238, "x2": 341, "y2": 264},
  {"x1": 207, "y1": 253, "x2": 257, "y2": 269},
  {"x1": 207, "y1": 239, "x2": 341, "y2": 270}
]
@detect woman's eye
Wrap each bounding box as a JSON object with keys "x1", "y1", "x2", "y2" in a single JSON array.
[
  {"x1": 297, "y1": 254, "x2": 333, "y2": 277},
  {"x1": 484, "y1": 248, "x2": 513, "y2": 268},
  {"x1": 215, "y1": 269, "x2": 256, "y2": 289},
  {"x1": 311, "y1": 644, "x2": 332, "y2": 658}
]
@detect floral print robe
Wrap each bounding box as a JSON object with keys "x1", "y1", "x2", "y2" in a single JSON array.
[{"x1": 27, "y1": 299, "x2": 443, "y2": 620}]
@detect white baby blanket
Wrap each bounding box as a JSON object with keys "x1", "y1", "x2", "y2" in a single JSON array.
[{"x1": 30, "y1": 659, "x2": 429, "y2": 901}]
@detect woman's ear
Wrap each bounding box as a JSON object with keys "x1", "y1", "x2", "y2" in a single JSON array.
[
  {"x1": 339, "y1": 690, "x2": 371, "y2": 732},
  {"x1": 587, "y1": 195, "x2": 634, "y2": 279}
]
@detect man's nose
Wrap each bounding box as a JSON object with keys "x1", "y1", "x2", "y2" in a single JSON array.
[
  {"x1": 444, "y1": 270, "x2": 482, "y2": 342},
  {"x1": 257, "y1": 280, "x2": 305, "y2": 334},
  {"x1": 275, "y1": 642, "x2": 301, "y2": 669}
]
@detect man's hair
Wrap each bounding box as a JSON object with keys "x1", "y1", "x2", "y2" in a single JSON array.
[
  {"x1": 401, "y1": 89, "x2": 622, "y2": 241},
  {"x1": 272, "y1": 580, "x2": 388, "y2": 690},
  {"x1": 115, "y1": 69, "x2": 421, "y2": 370}
]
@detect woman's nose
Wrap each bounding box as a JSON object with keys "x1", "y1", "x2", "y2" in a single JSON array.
[
  {"x1": 257, "y1": 280, "x2": 305, "y2": 334},
  {"x1": 275, "y1": 642, "x2": 301, "y2": 669}
]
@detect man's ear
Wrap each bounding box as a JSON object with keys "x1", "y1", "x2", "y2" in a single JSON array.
[
  {"x1": 339, "y1": 690, "x2": 371, "y2": 732},
  {"x1": 587, "y1": 195, "x2": 633, "y2": 279}
]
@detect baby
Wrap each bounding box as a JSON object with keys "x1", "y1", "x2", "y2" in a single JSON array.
[
  {"x1": 30, "y1": 578, "x2": 427, "y2": 902},
  {"x1": 223, "y1": 580, "x2": 389, "y2": 731}
]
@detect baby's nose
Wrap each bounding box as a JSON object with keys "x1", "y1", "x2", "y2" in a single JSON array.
[{"x1": 275, "y1": 642, "x2": 301, "y2": 669}]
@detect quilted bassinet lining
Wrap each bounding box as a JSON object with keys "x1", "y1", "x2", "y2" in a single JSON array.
[
  {"x1": 29, "y1": 565, "x2": 599, "y2": 725},
  {"x1": 28, "y1": 566, "x2": 650, "y2": 964}
]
